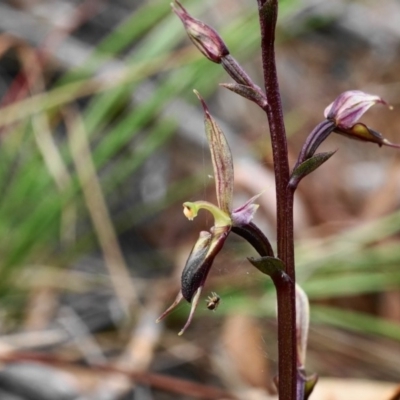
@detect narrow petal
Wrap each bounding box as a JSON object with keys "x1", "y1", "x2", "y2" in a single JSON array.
[
  {"x1": 156, "y1": 291, "x2": 185, "y2": 323},
  {"x1": 178, "y1": 287, "x2": 202, "y2": 336},
  {"x1": 231, "y1": 193, "x2": 261, "y2": 226},
  {"x1": 194, "y1": 90, "x2": 234, "y2": 214}
]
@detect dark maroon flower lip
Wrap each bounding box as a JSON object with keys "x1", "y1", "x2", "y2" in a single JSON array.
[
  {"x1": 155, "y1": 226, "x2": 230, "y2": 336},
  {"x1": 180, "y1": 226, "x2": 230, "y2": 302}
]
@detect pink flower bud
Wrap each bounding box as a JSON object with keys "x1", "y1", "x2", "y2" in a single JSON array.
[{"x1": 172, "y1": 0, "x2": 229, "y2": 63}]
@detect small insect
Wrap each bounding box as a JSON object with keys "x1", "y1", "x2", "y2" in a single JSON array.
[{"x1": 206, "y1": 292, "x2": 221, "y2": 311}]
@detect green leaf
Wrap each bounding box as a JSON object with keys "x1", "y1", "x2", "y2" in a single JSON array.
[
  {"x1": 248, "y1": 256, "x2": 289, "y2": 283},
  {"x1": 290, "y1": 151, "x2": 335, "y2": 187}
]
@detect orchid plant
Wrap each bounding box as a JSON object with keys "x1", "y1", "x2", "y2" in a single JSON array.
[
  {"x1": 157, "y1": 1, "x2": 398, "y2": 399},
  {"x1": 157, "y1": 91, "x2": 271, "y2": 336}
]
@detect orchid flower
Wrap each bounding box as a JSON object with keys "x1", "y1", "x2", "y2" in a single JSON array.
[
  {"x1": 291, "y1": 90, "x2": 399, "y2": 189},
  {"x1": 324, "y1": 90, "x2": 399, "y2": 148},
  {"x1": 156, "y1": 92, "x2": 267, "y2": 335}
]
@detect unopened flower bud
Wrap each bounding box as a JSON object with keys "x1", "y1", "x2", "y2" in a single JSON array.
[{"x1": 172, "y1": 0, "x2": 229, "y2": 63}]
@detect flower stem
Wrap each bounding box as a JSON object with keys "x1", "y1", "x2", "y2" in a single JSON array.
[
  {"x1": 257, "y1": 1, "x2": 297, "y2": 399},
  {"x1": 232, "y1": 222, "x2": 274, "y2": 257}
]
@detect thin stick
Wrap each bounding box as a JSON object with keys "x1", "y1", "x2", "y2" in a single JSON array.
[
  {"x1": 0, "y1": 351, "x2": 237, "y2": 399},
  {"x1": 64, "y1": 106, "x2": 137, "y2": 316}
]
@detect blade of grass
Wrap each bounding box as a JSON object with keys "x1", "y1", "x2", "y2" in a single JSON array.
[
  {"x1": 312, "y1": 305, "x2": 400, "y2": 341},
  {"x1": 64, "y1": 106, "x2": 138, "y2": 316},
  {"x1": 303, "y1": 271, "x2": 400, "y2": 298}
]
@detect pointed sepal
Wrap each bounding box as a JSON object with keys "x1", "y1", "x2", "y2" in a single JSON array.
[
  {"x1": 156, "y1": 291, "x2": 185, "y2": 323},
  {"x1": 178, "y1": 287, "x2": 202, "y2": 335},
  {"x1": 194, "y1": 90, "x2": 234, "y2": 213}
]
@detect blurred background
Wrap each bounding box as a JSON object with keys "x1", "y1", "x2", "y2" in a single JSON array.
[{"x1": 0, "y1": 0, "x2": 399, "y2": 399}]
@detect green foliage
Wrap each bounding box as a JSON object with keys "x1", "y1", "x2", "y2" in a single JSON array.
[{"x1": 0, "y1": 0, "x2": 208, "y2": 306}]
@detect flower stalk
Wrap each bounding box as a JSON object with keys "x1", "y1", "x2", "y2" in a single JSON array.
[{"x1": 257, "y1": 1, "x2": 297, "y2": 399}]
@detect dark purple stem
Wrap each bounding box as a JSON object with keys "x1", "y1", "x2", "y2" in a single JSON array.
[{"x1": 257, "y1": 1, "x2": 297, "y2": 399}]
